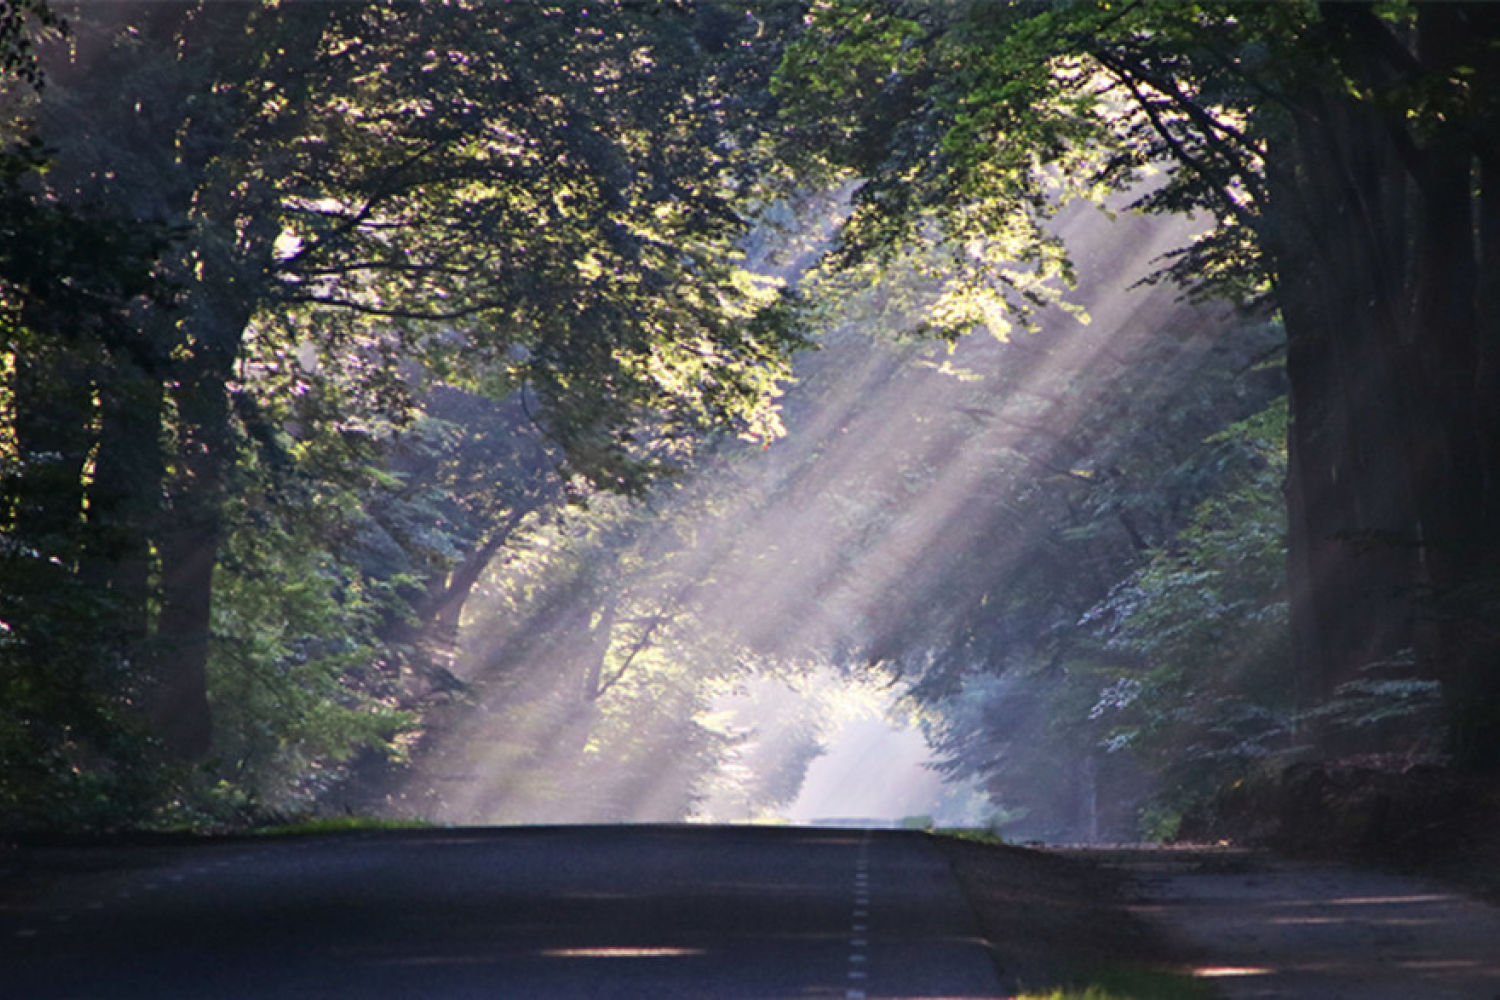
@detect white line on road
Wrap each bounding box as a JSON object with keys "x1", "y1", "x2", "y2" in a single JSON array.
[{"x1": 844, "y1": 829, "x2": 874, "y2": 999}]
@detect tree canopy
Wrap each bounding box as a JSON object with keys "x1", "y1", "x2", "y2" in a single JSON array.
[
  {"x1": 775, "y1": 0, "x2": 1500, "y2": 774},
  {"x1": 4, "y1": 0, "x2": 1497, "y2": 840},
  {"x1": 0, "y1": 0, "x2": 802, "y2": 829}
]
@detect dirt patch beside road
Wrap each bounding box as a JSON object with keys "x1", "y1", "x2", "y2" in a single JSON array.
[
  {"x1": 940, "y1": 835, "x2": 1500, "y2": 1000},
  {"x1": 1091, "y1": 845, "x2": 1500, "y2": 1000}
]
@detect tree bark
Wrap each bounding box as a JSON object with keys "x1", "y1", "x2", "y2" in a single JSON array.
[
  {"x1": 1261, "y1": 75, "x2": 1422, "y2": 750},
  {"x1": 424, "y1": 510, "x2": 528, "y2": 648},
  {"x1": 149, "y1": 370, "x2": 228, "y2": 760},
  {"x1": 146, "y1": 261, "x2": 260, "y2": 758},
  {"x1": 1262, "y1": 4, "x2": 1500, "y2": 765},
  {"x1": 80, "y1": 350, "x2": 164, "y2": 665}
]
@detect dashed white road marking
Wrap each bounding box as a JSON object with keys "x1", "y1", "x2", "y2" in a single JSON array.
[{"x1": 844, "y1": 830, "x2": 874, "y2": 999}]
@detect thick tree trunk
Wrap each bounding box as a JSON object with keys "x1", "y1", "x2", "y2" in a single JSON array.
[
  {"x1": 1468, "y1": 91, "x2": 1500, "y2": 767},
  {"x1": 1262, "y1": 82, "x2": 1422, "y2": 752},
  {"x1": 80, "y1": 352, "x2": 164, "y2": 664},
  {"x1": 150, "y1": 521, "x2": 216, "y2": 759},
  {"x1": 149, "y1": 373, "x2": 227, "y2": 760},
  {"x1": 147, "y1": 278, "x2": 257, "y2": 759},
  {"x1": 1264, "y1": 4, "x2": 1500, "y2": 766},
  {"x1": 1403, "y1": 4, "x2": 1500, "y2": 770}
]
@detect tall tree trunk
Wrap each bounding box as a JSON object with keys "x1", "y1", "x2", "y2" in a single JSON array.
[
  {"x1": 1265, "y1": 3, "x2": 1500, "y2": 766},
  {"x1": 1406, "y1": 4, "x2": 1500, "y2": 769},
  {"x1": 147, "y1": 279, "x2": 256, "y2": 759},
  {"x1": 80, "y1": 350, "x2": 164, "y2": 670},
  {"x1": 1469, "y1": 45, "x2": 1500, "y2": 767},
  {"x1": 1262, "y1": 82, "x2": 1422, "y2": 751},
  {"x1": 150, "y1": 372, "x2": 226, "y2": 759}
]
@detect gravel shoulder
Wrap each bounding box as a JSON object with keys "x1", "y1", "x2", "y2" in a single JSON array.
[
  {"x1": 938, "y1": 836, "x2": 1500, "y2": 1000},
  {"x1": 1090, "y1": 845, "x2": 1500, "y2": 1000}
]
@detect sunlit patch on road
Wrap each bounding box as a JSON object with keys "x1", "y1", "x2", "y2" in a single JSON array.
[
  {"x1": 1191, "y1": 965, "x2": 1273, "y2": 978},
  {"x1": 538, "y1": 946, "x2": 705, "y2": 958}
]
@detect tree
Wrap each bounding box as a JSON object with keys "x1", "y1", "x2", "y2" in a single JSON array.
[
  {"x1": 775, "y1": 0, "x2": 1500, "y2": 769},
  {"x1": 1, "y1": 0, "x2": 805, "y2": 826},
  {"x1": 0, "y1": 138, "x2": 175, "y2": 828}
]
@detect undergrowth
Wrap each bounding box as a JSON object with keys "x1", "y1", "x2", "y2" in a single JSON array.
[
  {"x1": 1016, "y1": 964, "x2": 1216, "y2": 1000},
  {"x1": 252, "y1": 815, "x2": 434, "y2": 836}
]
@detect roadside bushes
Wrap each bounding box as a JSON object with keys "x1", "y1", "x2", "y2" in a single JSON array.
[{"x1": 1176, "y1": 756, "x2": 1482, "y2": 862}]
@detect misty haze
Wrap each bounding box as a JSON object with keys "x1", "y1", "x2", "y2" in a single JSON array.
[{"x1": 4, "y1": 3, "x2": 1500, "y2": 999}]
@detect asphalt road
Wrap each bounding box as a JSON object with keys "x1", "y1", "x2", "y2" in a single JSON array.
[{"x1": 3, "y1": 826, "x2": 1007, "y2": 999}]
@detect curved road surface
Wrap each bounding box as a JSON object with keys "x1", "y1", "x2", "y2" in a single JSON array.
[{"x1": 4, "y1": 826, "x2": 1006, "y2": 999}]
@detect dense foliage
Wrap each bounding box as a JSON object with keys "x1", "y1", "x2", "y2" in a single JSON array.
[
  {"x1": 2, "y1": 0, "x2": 1493, "y2": 840},
  {"x1": 0, "y1": 1, "x2": 801, "y2": 830},
  {"x1": 772, "y1": 0, "x2": 1500, "y2": 834}
]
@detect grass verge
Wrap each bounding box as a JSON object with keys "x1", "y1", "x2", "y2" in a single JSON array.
[
  {"x1": 1013, "y1": 964, "x2": 1216, "y2": 999},
  {"x1": 251, "y1": 815, "x2": 435, "y2": 837}
]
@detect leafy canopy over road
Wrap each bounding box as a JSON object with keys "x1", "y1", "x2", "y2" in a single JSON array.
[{"x1": 774, "y1": 0, "x2": 1500, "y2": 777}]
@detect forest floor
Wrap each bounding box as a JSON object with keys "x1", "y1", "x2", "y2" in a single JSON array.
[{"x1": 938, "y1": 836, "x2": 1500, "y2": 999}]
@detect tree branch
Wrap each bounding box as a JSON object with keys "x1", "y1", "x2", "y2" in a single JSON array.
[
  {"x1": 278, "y1": 291, "x2": 509, "y2": 322},
  {"x1": 1092, "y1": 48, "x2": 1267, "y2": 220}
]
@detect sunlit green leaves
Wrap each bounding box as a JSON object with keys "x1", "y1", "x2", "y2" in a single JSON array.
[{"x1": 0, "y1": 0, "x2": 817, "y2": 828}]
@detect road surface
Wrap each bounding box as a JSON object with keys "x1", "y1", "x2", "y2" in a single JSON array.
[{"x1": 3, "y1": 826, "x2": 1007, "y2": 999}]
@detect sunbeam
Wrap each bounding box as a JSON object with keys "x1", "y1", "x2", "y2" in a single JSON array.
[{"x1": 380, "y1": 199, "x2": 1270, "y2": 834}]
